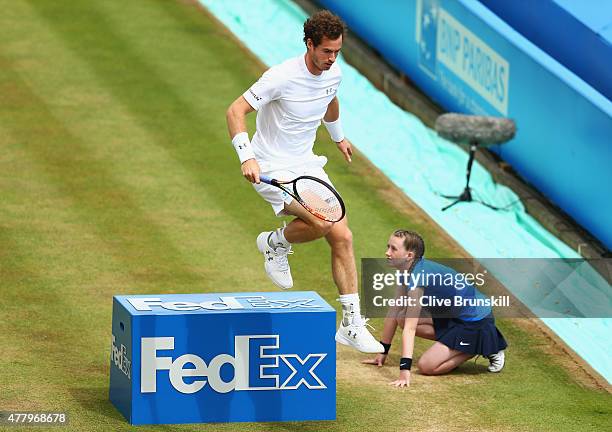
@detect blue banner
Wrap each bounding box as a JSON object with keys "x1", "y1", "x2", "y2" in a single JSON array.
[{"x1": 319, "y1": 0, "x2": 612, "y2": 250}]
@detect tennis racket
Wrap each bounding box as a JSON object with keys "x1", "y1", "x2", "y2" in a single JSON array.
[{"x1": 260, "y1": 175, "x2": 346, "y2": 222}]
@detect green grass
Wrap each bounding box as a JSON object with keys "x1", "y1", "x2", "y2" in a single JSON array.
[{"x1": 0, "y1": 1, "x2": 609, "y2": 431}]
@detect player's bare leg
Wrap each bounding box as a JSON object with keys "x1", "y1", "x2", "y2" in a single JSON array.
[
  {"x1": 280, "y1": 201, "x2": 356, "y2": 295},
  {"x1": 282, "y1": 200, "x2": 333, "y2": 242},
  {"x1": 327, "y1": 220, "x2": 383, "y2": 352},
  {"x1": 282, "y1": 201, "x2": 356, "y2": 295},
  {"x1": 324, "y1": 216, "x2": 356, "y2": 295},
  {"x1": 417, "y1": 342, "x2": 474, "y2": 375},
  {"x1": 396, "y1": 317, "x2": 467, "y2": 373},
  {"x1": 266, "y1": 201, "x2": 382, "y2": 353}
]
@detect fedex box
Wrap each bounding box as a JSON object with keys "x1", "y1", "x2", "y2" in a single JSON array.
[{"x1": 109, "y1": 291, "x2": 336, "y2": 425}]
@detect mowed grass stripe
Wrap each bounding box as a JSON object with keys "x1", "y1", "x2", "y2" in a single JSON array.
[
  {"x1": 24, "y1": 0, "x2": 258, "y2": 220},
  {"x1": 0, "y1": 1, "x2": 609, "y2": 431},
  {"x1": 0, "y1": 54, "x2": 207, "y2": 282},
  {"x1": 6, "y1": 0, "x2": 270, "y2": 288},
  {"x1": 0, "y1": 1, "x2": 212, "y2": 288}
]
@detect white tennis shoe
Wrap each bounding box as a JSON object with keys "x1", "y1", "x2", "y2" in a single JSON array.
[
  {"x1": 335, "y1": 318, "x2": 384, "y2": 353},
  {"x1": 256, "y1": 231, "x2": 293, "y2": 289},
  {"x1": 487, "y1": 350, "x2": 505, "y2": 373}
]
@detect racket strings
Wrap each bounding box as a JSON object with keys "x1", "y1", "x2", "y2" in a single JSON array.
[{"x1": 295, "y1": 178, "x2": 343, "y2": 222}]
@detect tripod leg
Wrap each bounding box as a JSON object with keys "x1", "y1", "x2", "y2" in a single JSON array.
[
  {"x1": 476, "y1": 199, "x2": 503, "y2": 211},
  {"x1": 442, "y1": 199, "x2": 462, "y2": 211}
]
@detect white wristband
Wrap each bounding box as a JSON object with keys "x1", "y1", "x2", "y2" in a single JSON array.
[
  {"x1": 231, "y1": 132, "x2": 256, "y2": 164},
  {"x1": 323, "y1": 118, "x2": 345, "y2": 143}
]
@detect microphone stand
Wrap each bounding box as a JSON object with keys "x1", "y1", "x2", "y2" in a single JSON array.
[{"x1": 440, "y1": 140, "x2": 502, "y2": 211}]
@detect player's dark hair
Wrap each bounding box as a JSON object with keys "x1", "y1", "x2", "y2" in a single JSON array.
[
  {"x1": 393, "y1": 230, "x2": 425, "y2": 259},
  {"x1": 303, "y1": 10, "x2": 345, "y2": 47}
]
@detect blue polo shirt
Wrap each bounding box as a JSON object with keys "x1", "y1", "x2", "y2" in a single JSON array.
[{"x1": 405, "y1": 258, "x2": 491, "y2": 321}]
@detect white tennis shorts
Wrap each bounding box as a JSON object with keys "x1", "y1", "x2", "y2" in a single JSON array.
[{"x1": 253, "y1": 157, "x2": 335, "y2": 216}]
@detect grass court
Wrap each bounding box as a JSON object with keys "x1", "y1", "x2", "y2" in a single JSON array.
[{"x1": 0, "y1": 1, "x2": 610, "y2": 430}]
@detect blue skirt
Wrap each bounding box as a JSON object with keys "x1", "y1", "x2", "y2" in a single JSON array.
[{"x1": 434, "y1": 315, "x2": 507, "y2": 356}]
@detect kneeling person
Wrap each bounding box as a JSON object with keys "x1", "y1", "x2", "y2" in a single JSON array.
[{"x1": 364, "y1": 230, "x2": 507, "y2": 387}]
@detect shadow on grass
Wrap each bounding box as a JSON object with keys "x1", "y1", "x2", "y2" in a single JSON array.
[
  {"x1": 69, "y1": 387, "x2": 182, "y2": 431},
  {"x1": 448, "y1": 360, "x2": 490, "y2": 376},
  {"x1": 69, "y1": 386, "x2": 339, "y2": 431},
  {"x1": 69, "y1": 386, "x2": 124, "y2": 422}
]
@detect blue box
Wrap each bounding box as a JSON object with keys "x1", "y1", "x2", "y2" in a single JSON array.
[{"x1": 109, "y1": 292, "x2": 336, "y2": 425}]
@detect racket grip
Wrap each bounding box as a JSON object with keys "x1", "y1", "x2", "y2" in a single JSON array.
[{"x1": 259, "y1": 175, "x2": 273, "y2": 184}]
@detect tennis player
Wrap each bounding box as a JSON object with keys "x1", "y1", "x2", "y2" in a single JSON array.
[
  {"x1": 363, "y1": 230, "x2": 507, "y2": 386},
  {"x1": 226, "y1": 10, "x2": 383, "y2": 353}
]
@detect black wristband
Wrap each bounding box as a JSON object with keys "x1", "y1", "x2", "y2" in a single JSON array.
[
  {"x1": 399, "y1": 357, "x2": 412, "y2": 370},
  {"x1": 380, "y1": 341, "x2": 391, "y2": 355}
]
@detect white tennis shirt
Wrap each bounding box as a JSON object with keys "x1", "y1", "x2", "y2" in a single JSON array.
[{"x1": 242, "y1": 54, "x2": 342, "y2": 172}]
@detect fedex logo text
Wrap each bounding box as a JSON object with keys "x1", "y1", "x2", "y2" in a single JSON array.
[
  {"x1": 128, "y1": 296, "x2": 322, "y2": 312},
  {"x1": 141, "y1": 335, "x2": 327, "y2": 394},
  {"x1": 111, "y1": 334, "x2": 131, "y2": 379}
]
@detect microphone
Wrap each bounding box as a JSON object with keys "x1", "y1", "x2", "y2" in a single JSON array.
[{"x1": 435, "y1": 113, "x2": 516, "y2": 145}]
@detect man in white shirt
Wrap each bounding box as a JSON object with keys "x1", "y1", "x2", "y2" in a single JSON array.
[{"x1": 226, "y1": 10, "x2": 383, "y2": 354}]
